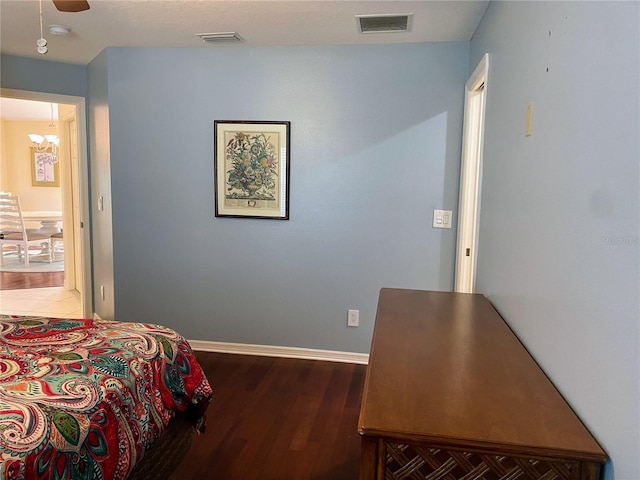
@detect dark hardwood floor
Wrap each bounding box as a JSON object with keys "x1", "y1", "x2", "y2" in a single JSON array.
[
  {"x1": 170, "y1": 351, "x2": 366, "y2": 480},
  {"x1": 0, "y1": 271, "x2": 64, "y2": 290}
]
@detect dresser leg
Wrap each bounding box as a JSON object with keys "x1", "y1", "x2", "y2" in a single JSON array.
[{"x1": 360, "y1": 436, "x2": 378, "y2": 479}]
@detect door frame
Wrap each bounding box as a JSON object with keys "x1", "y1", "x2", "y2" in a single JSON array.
[
  {"x1": 2, "y1": 88, "x2": 93, "y2": 316},
  {"x1": 58, "y1": 110, "x2": 78, "y2": 292},
  {"x1": 454, "y1": 54, "x2": 489, "y2": 293}
]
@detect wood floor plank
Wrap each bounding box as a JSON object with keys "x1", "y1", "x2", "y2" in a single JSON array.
[
  {"x1": 169, "y1": 352, "x2": 366, "y2": 480},
  {"x1": 0, "y1": 271, "x2": 64, "y2": 290}
]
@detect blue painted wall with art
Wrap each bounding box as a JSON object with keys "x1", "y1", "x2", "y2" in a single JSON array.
[{"x1": 96, "y1": 43, "x2": 469, "y2": 353}]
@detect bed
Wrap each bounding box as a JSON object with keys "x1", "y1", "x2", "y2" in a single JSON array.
[{"x1": 0, "y1": 315, "x2": 213, "y2": 480}]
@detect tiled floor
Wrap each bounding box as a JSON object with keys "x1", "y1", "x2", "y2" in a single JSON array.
[{"x1": 0, "y1": 287, "x2": 83, "y2": 318}]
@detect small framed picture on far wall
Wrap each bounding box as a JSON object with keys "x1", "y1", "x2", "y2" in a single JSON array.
[{"x1": 30, "y1": 148, "x2": 60, "y2": 187}]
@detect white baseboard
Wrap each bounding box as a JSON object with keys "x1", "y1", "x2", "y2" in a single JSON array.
[{"x1": 188, "y1": 339, "x2": 369, "y2": 365}]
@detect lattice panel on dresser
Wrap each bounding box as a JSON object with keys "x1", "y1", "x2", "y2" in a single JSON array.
[{"x1": 385, "y1": 443, "x2": 578, "y2": 480}]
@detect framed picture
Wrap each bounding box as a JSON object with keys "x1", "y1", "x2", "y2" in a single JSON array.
[
  {"x1": 30, "y1": 148, "x2": 60, "y2": 187},
  {"x1": 214, "y1": 121, "x2": 290, "y2": 219}
]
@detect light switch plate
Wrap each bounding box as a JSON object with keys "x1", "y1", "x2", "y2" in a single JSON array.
[{"x1": 433, "y1": 210, "x2": 453, "y2": 229}]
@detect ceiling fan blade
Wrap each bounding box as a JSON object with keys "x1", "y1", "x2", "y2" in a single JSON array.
[{"x1": 52, "y1": 0, "x2": 90, "y2": 12}]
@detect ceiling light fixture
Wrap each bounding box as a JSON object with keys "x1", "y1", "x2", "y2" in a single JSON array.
[
  {"x1": 28, "y1": 103, "x2": 60, "y2": 163},
  {"x1": 48, "y1": 24, "x2": 71, "y2": 36}
]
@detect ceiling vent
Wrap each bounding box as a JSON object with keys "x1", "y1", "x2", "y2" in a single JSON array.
[
  {"x1": 196, "y1": 32, "x2": 244, "y2": 44},
  {"x1": 356, "y1": 14, "x2": 413, "y2": 34}
]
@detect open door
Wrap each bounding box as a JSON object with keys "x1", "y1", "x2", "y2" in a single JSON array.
[{"x1": 455, "y1": 54, "x2": 489, "y2": 293}]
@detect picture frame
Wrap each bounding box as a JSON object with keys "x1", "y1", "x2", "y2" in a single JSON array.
[
  {"x1": 30, "y1": 147, "x2": 60, "y2": 187},
  {"x1": 214, "y1": 120, "x2": 290, "y2": 219}
]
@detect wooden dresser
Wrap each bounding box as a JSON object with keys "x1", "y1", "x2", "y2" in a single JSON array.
[{"x1": 358, "y1": 289, "x2": 606, "y2": 480}]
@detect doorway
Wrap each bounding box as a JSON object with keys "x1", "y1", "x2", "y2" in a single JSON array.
[
  {"x1": 455, "y1": 54, "x2": 489, "y2": 294},
  {"x1": 0, "y1": 89, "x2": 92, "y2": 317}
]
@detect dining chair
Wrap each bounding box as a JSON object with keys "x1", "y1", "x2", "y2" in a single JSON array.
[
  {"x1": 50, "y1": 231, "x2": 64, "y2": 261},
  {"x1": 0, "y1": 193, "x2": 52, "y2": 267}
]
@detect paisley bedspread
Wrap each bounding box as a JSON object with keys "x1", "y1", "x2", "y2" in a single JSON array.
[{"x1": 0, "y1": 315, "x2": 213, "y2": 480}]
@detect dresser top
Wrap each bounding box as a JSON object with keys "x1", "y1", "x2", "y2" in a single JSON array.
[{"x1": 358, "y1": 288, "x2": 606, "y2": 462}]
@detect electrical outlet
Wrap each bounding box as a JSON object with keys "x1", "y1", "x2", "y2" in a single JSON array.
[{"x1": 348, "y1": 309, "x2": 359, "y2": 327}]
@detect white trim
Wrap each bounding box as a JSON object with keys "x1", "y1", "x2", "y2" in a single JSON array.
[
  {"x1": 1, "y1": 88, "x2": 93, "y2": 316},
  {"x1": 465, "y1": 54, "x2": 489, "y2": 92},
  {"x1": 455, "y1": 54, "x2": 489, "y2": 294},
  {"x1": 188, "y1": 340, "x2": 369, "y2": 365}
]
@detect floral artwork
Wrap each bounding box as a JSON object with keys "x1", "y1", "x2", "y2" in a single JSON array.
[
  {"x1": 34, "y1": 152, "x2": 56, "y2": 182},
  {"x1": 225, "y1": 131, "x2": 279, "y2": 201},
  {"x1": 215, "y1": 121, "x2": 290, "y2": 219},
  {"x1": 31, "y1": 148, "x2": 60, "y2": 187}
]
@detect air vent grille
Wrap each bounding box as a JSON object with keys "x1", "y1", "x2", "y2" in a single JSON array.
[
  {"x1": 196, "y1": 32, "x2": 244, "y2": 44},
  {"x1": 356, "y1": 14, "x2": 412, "y2": 33}
]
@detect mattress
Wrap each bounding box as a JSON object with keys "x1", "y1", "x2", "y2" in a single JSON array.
[{"x1": 0, "y1": 315, "x2": 212, "y2": 480}]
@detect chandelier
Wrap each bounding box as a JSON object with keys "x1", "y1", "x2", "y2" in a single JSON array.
[{"x1": 28, "y1": 103, "x2": 60, "y2": 163}]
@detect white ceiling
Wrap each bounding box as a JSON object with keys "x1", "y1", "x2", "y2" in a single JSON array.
[
  {"x1": 1, "y1": 1, "x2": 488, "y2": 120},
  {"x1": 0, "y1": 0, "x2": 489, "y2": 65},
  {"x1": 0, "y1": 98, "x2": 59, "y2": 121}
]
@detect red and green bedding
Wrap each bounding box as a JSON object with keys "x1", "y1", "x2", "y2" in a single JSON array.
[{"x1": 0, "y1": 316, "x2": 212, "y2": 480}]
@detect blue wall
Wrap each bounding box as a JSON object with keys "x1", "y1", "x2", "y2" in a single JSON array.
[
  {"x1": 1, "y1": 54, "x2": 87, "y2": 97},
  {"x1": 470, "y1": 2, "x2": 639, "y2": 479},
  {"x1": 98, "y1": 43, "x2": 469, "y2": 353},
  {"x1": 87, "y1": 50, "x2": 115, "y2": 320}
]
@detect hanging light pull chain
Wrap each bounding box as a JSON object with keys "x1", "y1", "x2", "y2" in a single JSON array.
[{"x1": 36, "y1": 0, "x2": 48, "y2": 54}]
